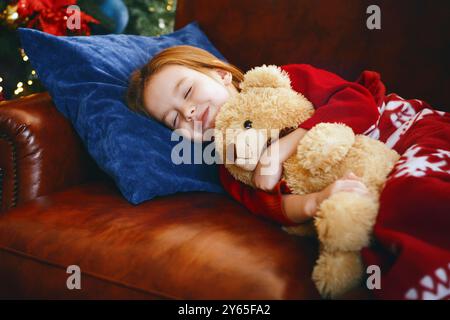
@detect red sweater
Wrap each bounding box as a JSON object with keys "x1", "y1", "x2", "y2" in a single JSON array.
[{"x1": 218, "y1": 64, "x2": 384, "y2": 226}]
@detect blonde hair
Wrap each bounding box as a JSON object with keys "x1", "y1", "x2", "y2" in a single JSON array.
[{"x1": 126, "y1": 45, "x2": 244, "y2": 116}]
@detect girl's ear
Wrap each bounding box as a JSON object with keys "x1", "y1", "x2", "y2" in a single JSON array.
[{"x1": 215, "y1": 68, "x2": 232, "y2": 85}]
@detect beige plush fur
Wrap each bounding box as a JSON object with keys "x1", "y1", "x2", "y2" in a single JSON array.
[{"x1": 214, "y1": 65, "x2": 400, "y2": 298}]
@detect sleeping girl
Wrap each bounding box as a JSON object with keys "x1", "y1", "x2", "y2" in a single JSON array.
[
  {"x1": 126, "y1": 44, "x2": 374, "y2": 227},
  {"x1": 126, "y1": 45, "x2": 450, "y2": 300}
]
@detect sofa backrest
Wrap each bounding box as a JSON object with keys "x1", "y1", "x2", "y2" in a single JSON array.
[{"x1": 176, "y1": 0, "x2": 449, "y2": 111}]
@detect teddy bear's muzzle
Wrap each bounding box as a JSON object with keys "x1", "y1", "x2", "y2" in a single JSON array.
[
  {"x1": 228, "y1": 126, "x2": 297, "y2": 171},
  {"x1": 231, "y1": 129, "x2": 267, "y2": 171}
]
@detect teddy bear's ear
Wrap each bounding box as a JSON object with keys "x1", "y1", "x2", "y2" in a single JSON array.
[{"x1": 239, "y1": 64, "x2": 292, "y2": 91}]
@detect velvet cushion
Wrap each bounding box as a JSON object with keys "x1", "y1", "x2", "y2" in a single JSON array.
[{"x1": 19, "y1": 22, "x2": 225, "y2": 204}]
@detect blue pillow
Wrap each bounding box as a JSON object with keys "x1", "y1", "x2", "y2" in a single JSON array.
[{"x1": 18, "y1": 22, "x2": 225, "y2": 204}]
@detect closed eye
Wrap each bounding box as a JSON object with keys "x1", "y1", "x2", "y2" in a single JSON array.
[{"x1": 184, "y1": 86, "x2": 192, "y2": 99}]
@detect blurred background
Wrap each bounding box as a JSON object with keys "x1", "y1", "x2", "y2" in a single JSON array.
[{"x1": 0, "y1": 0, "x2": 177, "y2": 101}]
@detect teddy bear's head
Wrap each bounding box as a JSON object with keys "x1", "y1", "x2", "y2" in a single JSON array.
[{"x1": 214, "y1": 65, "x2": 314, "y2": 186}]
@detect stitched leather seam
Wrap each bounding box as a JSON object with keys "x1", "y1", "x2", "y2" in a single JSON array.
[{"x1": 0, "y1": 133, "x2": 19, "y2": 210}]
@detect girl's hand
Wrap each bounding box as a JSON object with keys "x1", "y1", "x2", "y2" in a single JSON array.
[
  {"x1": 316, "y1": 172, "x2": 370, "y2": 206},
  {"x1": 252, "y1": 128, "x2": 307, "y2": 191}
]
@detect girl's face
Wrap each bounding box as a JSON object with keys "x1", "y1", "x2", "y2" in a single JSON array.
[{"x1": 143, "y1": 64, "x2": 238, "y2": 142}]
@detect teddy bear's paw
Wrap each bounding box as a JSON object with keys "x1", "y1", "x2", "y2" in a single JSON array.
[
  {"x1": 312, "y1": 250, "x2": 364, "y2": 299},
  {"x1": 282, "y1": 221, "x2": 316, "y2": 237},
  {"x1": 297, "y1": 123, "x2": 355, "y2": 176},
  {"x1": 239, "y1": 65, "x2": 292, "y2": 91},
  {"x1": 315, "y1": 192, "x2": 379, "y2": 252}
]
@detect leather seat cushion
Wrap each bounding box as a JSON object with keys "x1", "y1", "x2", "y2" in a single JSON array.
[{"x1": 0, "y1": 181, "x2": 320, "y2": 299}]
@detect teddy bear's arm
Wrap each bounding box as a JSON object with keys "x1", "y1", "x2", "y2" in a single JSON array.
[{"x1": 296, "y1": 123, "x2": 355, "y2": 175}]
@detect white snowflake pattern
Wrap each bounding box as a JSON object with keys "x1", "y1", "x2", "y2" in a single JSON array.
[
  {"x1": 387, "y1": 100, "x2": 417, "y2": 128},
  {"x1": 392, "y1": 145, "x2": 450, "y2": 179},
  {"x1": 363, "y1": 97, "x2": 423, "y2": 143},
  {"x1": 405, "y1": 263, "x2": 450, "y2": 300},
  {"x1": 385, "y1": 108, "x2": 439, "y2": 148}
]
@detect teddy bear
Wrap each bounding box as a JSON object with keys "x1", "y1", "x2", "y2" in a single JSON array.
[{"x1": 213, "y1": 64, "x2": 400, "y2": 298}]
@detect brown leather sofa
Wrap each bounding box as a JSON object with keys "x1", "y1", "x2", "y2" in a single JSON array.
[
  {"x1": 0, "y1": 92, "x2": 323, "y2": 299},
  {"x1": 0, "y1": 0, "x2": 447, "y2": 299}
]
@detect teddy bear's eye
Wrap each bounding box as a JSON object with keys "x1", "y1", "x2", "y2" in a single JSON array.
[{"x1": 243, "y1": 120, "x2": 252, "y2": 129}]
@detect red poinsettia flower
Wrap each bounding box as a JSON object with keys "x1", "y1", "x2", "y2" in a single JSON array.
[{"x1": 17, "y1": 0, "x2": 99, "y2": 36}]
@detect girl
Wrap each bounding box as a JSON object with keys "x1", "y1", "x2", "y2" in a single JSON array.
[{"x1": 126, "y1": 45, "x2": 378, "y2": 227}]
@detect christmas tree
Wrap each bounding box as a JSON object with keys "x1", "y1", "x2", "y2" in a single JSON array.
[
  {"x1": 124, "y1": 0, "x2": 176, "y2": 36},
  {"x1": 0, "y1": 0, "x2": 177, "y2": 101}
]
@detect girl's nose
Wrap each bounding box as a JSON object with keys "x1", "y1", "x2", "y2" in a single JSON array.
[{"x1": 183, "y1": 105, "x2": 196, "y2": 121}]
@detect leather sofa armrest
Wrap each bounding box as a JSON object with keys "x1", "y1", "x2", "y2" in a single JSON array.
[{"x1": 0, "y1": 93, "x2": 102, "y2": 212}]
